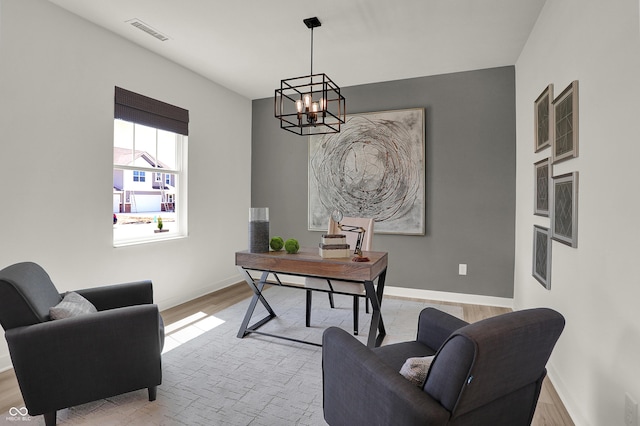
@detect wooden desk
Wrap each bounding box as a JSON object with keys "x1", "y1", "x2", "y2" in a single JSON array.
[{"x1": 235, "y1": 247, "x2": 388, "y2": 348}]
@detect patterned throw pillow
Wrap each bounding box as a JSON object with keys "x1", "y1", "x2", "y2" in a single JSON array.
[
  {"x1": 399, "y1": 355, "x2": 435, "y2": 387},
  {"x1": 49, "y1": 291, "x2": 98, "y2": 320}
]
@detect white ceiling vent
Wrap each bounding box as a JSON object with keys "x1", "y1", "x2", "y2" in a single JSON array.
[{"x1": 126, "y1": 19, "x2": 169, "y2": 41}]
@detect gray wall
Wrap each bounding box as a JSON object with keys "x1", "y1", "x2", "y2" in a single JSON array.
[{"x1": 251, "y1": 66, "x2": 515, "y2": 298}]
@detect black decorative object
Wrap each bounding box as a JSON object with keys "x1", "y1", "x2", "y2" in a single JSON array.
[{"x1": 274, "y1": 17, "x2": 345, "y2": 136}]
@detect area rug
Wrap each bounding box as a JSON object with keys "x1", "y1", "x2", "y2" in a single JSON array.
[{"x1": 8, "y1": 287, "x2": 463, "y2": 426}]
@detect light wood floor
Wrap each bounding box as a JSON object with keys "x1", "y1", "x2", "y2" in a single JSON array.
[{"x1": 0, "y1": 283, "x2": 573, "y2": 425}]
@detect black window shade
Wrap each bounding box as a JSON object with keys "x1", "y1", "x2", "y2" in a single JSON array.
[{"x1": 115, "y1": 87, "x2": 189, "y2": 136}]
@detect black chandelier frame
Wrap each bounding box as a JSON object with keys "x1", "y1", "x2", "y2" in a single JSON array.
[{"x1": 274, "y1": 17, "x2": 346, "y2": 136}]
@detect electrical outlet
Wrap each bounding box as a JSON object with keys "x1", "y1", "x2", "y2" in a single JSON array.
[
  {"x1": 626, "y1": 393, "x2": 638, "y2": 426},
  {"x1": 458, "y1": 264, "x2": 467, "y2": 275}
]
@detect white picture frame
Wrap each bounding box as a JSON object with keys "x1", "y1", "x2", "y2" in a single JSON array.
[{"x1": 308, "y1": 108, "x2": 425, "y2": 235}]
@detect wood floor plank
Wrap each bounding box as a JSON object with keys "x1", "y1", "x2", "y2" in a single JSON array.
[
  {"x1": 0, "y1": 282, "x2": 573, "y2": 424},
  {"x1": 0, "y1": 369, "x2": 23, "y2": 415}
]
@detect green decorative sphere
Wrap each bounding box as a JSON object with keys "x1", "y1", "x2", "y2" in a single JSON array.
[
  {"x1": 270, "y1": 236, "x2": 284, "y2": 251},
  {"x1": 284, "y1": 238, "x2": 300, "y2": 254}
]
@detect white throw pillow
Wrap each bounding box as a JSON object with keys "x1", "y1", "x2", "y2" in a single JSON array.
[
  {"x1": 49, "y1": 291, "x2": 97, "y2": 320},
  {"x1": 399, "y1": 355, "x2": 435, "y2": 387}
]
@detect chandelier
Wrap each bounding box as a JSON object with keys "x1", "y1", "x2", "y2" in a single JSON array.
[{"x1": 274, "y1": 17, "x2": 346, "y2": 136}]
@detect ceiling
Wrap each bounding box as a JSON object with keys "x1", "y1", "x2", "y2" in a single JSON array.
[{"x1": 48, "y1": 0, "x2": 546, "y2": 100}]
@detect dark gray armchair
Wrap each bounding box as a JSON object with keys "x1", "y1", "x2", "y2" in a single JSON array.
[
  {"x1": 322, "y1": 307, "x2": 565, "y2": 426},
  {"x1": 0, "y1": 262, "x2": 164, "y2": 426}
]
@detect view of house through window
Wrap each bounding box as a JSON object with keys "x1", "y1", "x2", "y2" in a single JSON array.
[{"x1": 113, "y1": 120, "x2": 187, "y2": 245}]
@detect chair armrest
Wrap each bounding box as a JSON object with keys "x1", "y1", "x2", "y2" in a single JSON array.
[
  {"x1": 75, "y1": 280, "x2": 153, "y2": 310},
  {"x1": 322, "y1": 327, "x2": 450, "y2": 426},
  {"x1": 6, "y1": 304, "x2": 162, "y2": 415},
  {"x1": 416, "y1": 307, "x2": 469, "y2": 351}
]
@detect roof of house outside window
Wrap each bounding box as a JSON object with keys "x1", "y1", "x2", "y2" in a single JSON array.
[{"x1": 113, "y1": 147, "x2": 170, "y2": 169}]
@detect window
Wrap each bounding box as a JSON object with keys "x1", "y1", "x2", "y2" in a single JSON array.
[{"x1": 113, "y1": 87, "x2": 189, "y2": 246}]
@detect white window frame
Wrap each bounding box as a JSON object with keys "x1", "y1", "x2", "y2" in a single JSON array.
[{"x1": 113, "y1": 121, "x2": 188, "y2": 247}]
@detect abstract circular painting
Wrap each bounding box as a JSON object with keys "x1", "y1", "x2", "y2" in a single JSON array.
[{"x1": 309, "y1": 108, "x2": 425, "y2": 235}]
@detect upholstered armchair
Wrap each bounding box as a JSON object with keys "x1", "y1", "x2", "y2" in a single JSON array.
[
  {"x1": 0, "y1": 262, "x2": 164, "y2": 426},
  {"x1": 322, "y1": 307, "x2": 565, "y2": 426}
]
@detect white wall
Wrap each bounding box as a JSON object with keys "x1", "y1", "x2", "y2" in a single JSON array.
[
  {"x1": 0, "y1": 0, "x2": 251, "y2": 370},
  {"x1": 514, "y1": 0, "x2": 640, "y2": 424}
]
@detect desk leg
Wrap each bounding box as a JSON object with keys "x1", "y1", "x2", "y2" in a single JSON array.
[
  {"x1": 364, "y1": 268, "x2": 387, "y2": 348},
  {"x1": 305, "y1": 290, "x2": 311, "y2": 327},
  {"x1": 237, "y1": 270, "x2": 276, "y2": 338}
]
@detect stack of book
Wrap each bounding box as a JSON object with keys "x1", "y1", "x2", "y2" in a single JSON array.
[{"x1": 318, "y1": 234, "x2": 350, "y2": 258}]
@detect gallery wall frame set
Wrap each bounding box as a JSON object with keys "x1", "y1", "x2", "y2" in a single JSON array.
[
  {"x1": 532, "y1": 225, "x2": 552, "y2": 289},
  {"x1": 532, "y1": 80, "x2": 579, "y2": 289},
  {"x1": 534, "y1": 80, "x2": 579, "y2": 163}
]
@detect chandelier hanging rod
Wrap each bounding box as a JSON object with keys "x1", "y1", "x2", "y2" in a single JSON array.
[{"x1": 303, "y1": 17, "x2": 321, "y2": 76}]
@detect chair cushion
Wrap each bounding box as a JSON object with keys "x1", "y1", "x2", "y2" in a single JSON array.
[
  {"x1": 50, "y1": 292, "x2": 98, "y2": 320},
  {"x1": 373, "y1": 340, "x2": 436, "y2": 372},
  {"x1": 400, "y1": 355, "x2": 434, "y2": 387}
]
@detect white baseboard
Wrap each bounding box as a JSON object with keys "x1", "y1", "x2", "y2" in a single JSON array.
[
  {"x1": 0, "y1": 353, "x2": 12, "y2": 373},
  {"x1": 546, "y1": 363, "x2": 584, "y2": 425},
  {"x1": 384, "y1": 286, "x2": 514, "y2": 308},
  {"x1": 156, "y1": 274, "x2": 245, "y2": 311},
  {"x1": 233, "y1": 273, "x2": 513, "y2": 308}
]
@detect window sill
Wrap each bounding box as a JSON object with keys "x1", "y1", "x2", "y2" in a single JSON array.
[{"x1": 113, "y1": 233, "x2": 187, "y2": 248}]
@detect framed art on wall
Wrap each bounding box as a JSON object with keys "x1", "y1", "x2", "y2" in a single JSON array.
[
  {"x1": 308, "y1": 108, "x2": 425, "y2": 235},
  {"x1": 534, "y1": 158, "x2": 551, "y2": 217},
  {"x1": 532, "y1": 225, "x2": 552, "y2": 289},
  {"x1": 552, "y1": 81, "x2": 579, "y2": 164},
  {"x1": 534, "y1": 84, "x2": 553, "y2": 152},
  {"x1": 552, "y1": 171, "x2": 579, "y2": 247}
]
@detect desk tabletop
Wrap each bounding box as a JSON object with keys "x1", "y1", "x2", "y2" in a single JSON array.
[{"x1": 235, "y1": 247, "x2": 388, "y2": 282}]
